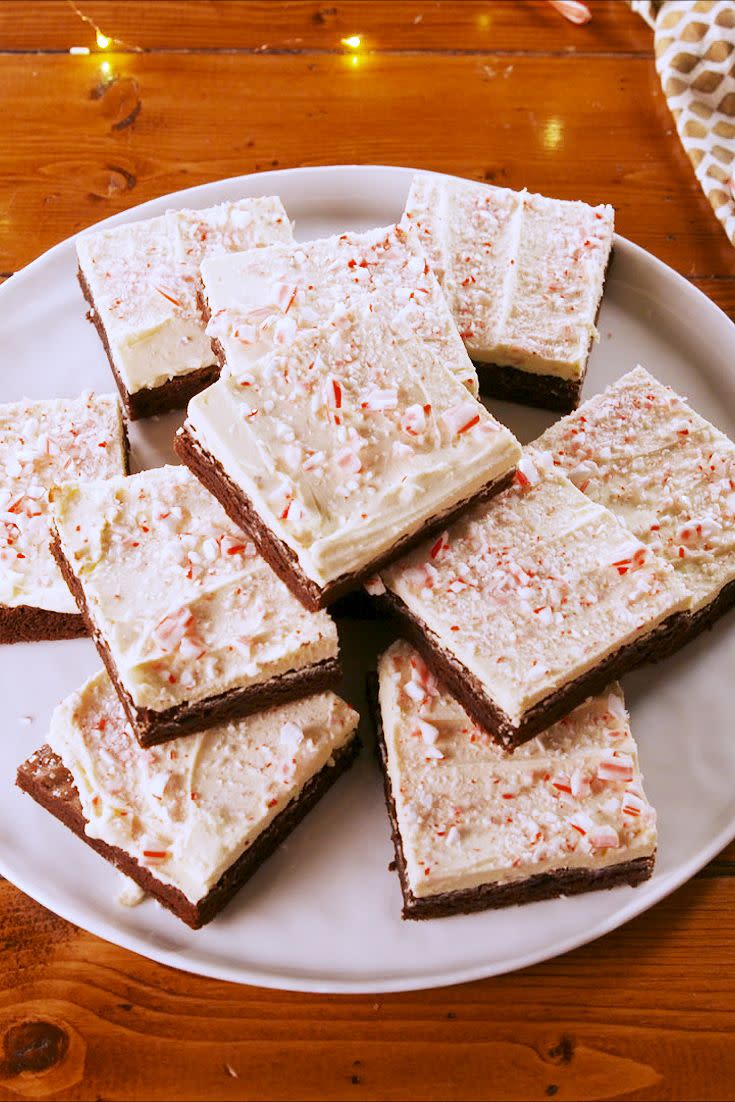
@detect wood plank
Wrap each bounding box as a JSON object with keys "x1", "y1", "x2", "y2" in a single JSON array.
[
  {"x1": 689, "y1": 278, "x2": 735, "y2": 321},
  {"x1": 0, "y1": 875, "x2": 733, "y2": 1100},
  {"x1": 0, "y1": 53, "x2": 732, "y2": 276},
  {"x1": 0, "y1": 1, "x2": 653, "y2": 55}
]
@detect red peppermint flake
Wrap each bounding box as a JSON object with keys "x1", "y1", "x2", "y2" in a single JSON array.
[
  {"x1": 155, "y1": 286, "x2": 183, "y2": 308},
  {"x1": 332, "y1": 379, "x2": 342, "y2": 408},
  {"x1": 514, "y1": 469, "x2": 531, "y2": 489},
  {"x1": 457, "y1": 414, "x2": 480, "y2": 435},
  {"x1": 429, "y1": 532, "x2": 449, "y2": 560}
]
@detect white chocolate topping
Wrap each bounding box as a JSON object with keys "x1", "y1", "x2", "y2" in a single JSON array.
[
  {"x1": 76, "y1": 197, "x2": 293, "y2": 395},
  {"x1": 185, "y1": 296, "x2": 520, "y2": 590},
  {"x1": 402, "y1": 174, "x2": 614, "y2": 380},
  {"x1": 200, "y1": 223, "x2": 478, "y2": 393},
  {"x1": 48, "y1": 670, "x2": 359, "y2": 904},
  {"x1": 50, "y1": 465, "x2": 338, "y2": 713},
  {"x1": 379, "y1": 640, "x2": 656, "y2": 898},
  {"x1": 0, "y1": 392, "x2": 126, "y2": 614},
  {"x1": 533, "y1": 365, "x2": 735, "y2": 614},
  {"x1": 381, "y1": 458, "x2": 690, "y2": 729}
]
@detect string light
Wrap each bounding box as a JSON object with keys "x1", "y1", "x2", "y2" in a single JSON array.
[
  {"x1": 542, "y1": 117, "x2": 564, "y2": 151},
  {"x1": 341, "y1": 35, "x2": 362, "y2": 49},
  {"x1": 65, "y1": 0, "x2": 142, "y2": 53}
]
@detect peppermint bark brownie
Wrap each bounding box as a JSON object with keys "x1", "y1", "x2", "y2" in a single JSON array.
[
  {"x1": 17, "y1": 671, "x2": 360, "y2": 928},
  {"x1": 372, "y1": 640, "x2": 655, "y2": 919},
  {"x1": 401, "y1": 174, "x2": 614, "y2": 412},
  {"x1": 373, "y1": 454, "x2": 691, "y2": 749},
  {"x1": 198, "y1": 224, "x2": 479, "y2": 394},
  {"x1": 49, "y1": 465, "x2": 339, "y2": 745},
  {"x1": 0, "y1": 392, "x2": 128, "y2": 644},
  {"x1": 76, "y1": 197, "x2": 293, "y2": 420},
  {"x1": 533, "y1": 365, "x2": 735, "y2": 649},
  {"x1": 176, "y1": 300, "x2": 520, "y2": 610}
]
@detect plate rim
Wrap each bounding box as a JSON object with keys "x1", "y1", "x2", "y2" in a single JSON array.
[{"x1": 1, "y1": 163, "x2": 734, "y2": 994}]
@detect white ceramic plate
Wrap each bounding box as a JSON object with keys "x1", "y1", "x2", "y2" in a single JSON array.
[{"x1": 1, "y1": 165, "x2": 734, "y2": 994}]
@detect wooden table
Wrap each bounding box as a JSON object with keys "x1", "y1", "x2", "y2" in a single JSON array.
[{"x1": 0, "y1": 3, "x2": 733, "y2": 1099}]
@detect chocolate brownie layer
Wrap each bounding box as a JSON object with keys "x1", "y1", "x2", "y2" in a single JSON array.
[
  {"x1": 0, "y1": 604, "x2": 86, "y2": 644},
  {"x1": 366, "y1": 675, "x2": 654, "y2": 920},
  {"x1": 50, "y1": 529, "x2": 342, "y2": 747},
  {"x1": 659, "y1": 572, "x2": 735, "y2": 657},
  {"x1": 174, "y1": 425, "x2": 516, "y2": 612},
  {"x1": 372, "y1": 588, "x2": 689, "y2": 750},
  {"x1": 475, "y1": 362, "x2": 583, "y2": 414},
  {"x1": 78, "y1": 266, "x2": 220, "y2": 421},
  {"x1": 17, "y1": 737, "x2": 360, "y2": 929}
]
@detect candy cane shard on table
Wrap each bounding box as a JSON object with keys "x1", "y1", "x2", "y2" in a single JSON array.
[
  {"x1": 401, "y1": 173, "x2": 614, "y2": 412},
  {"x1": 16, "y1": 670, "x2": 360, "y2": 928},
  {"x1": 76, "y1": 197, "x2": 294, "y2": 420},
  {"x1": 174, "y1": 231, "x2": 521, "y2": 610},
  {"x1": 48, "y1": 465, "x2": 340, "y2": 746},
  {"x1": 533, "y1": 365, "x2": 735, "y2": 648},
  {"x1": 374, "y1": 454, "x2": 691, "y2": 749},
  {"x1": 0, "y1": 392, "x2": 128, "y2": 644},
  {"x1": 371, "y1": 640, "x2": 655, "y2": 919}
]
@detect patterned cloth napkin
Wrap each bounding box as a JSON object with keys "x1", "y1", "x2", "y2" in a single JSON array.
[{"x1": 631, "y1": 0, "x2": 735, "y2": 246}]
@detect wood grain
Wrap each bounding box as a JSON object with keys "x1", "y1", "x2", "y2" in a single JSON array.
[
  {"x1": 1, "y1": 4, "x2": 735, "y2": 1100},
  {"x1": 0, "y1": 874, "x2": 734, "y2": 1101},
  {"x1": 0, "y1": 52, "x2": 733, "y2": 276},
  {"x1": 0, "y1": 1, "x2": 652, "y2": 55}
]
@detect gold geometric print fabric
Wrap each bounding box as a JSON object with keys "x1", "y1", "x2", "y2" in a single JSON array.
[{"x1": 632, "y1": 0, "x2": 735, "y2": 246}]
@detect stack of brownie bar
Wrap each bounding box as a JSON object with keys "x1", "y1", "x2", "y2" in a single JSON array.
[{"x1": 9, "y1": 175, "x2": 735, "y2": 929}]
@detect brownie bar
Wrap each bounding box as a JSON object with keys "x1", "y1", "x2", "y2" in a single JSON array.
[
  {"x1": 474, "y1": 361, "x2": 583, "y2": 414},
  {"x1": 474, "y1": 248, "x2": 611, "y2": 415},
  {"x1": 78, "y1": 266, "x2": 220, "y2": 421},
  {"x1": 174, "y1": 425, "x2": 516, "y2": 612},
  {"x1": 372, "y1": 587, "x2": 689, "y2": 750},
  {"x1": 0, "y1": 400, "x2": 130, "y2": 646},
  {"x1": 50, "y1": 529, "x2": 341, "y2": 747},
  {"x1": 366, "y1": 675, "x2": 654, "y2": 920},
  {"x1": 17, "y1": 737, "x2": 360, "y2": 929}
]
